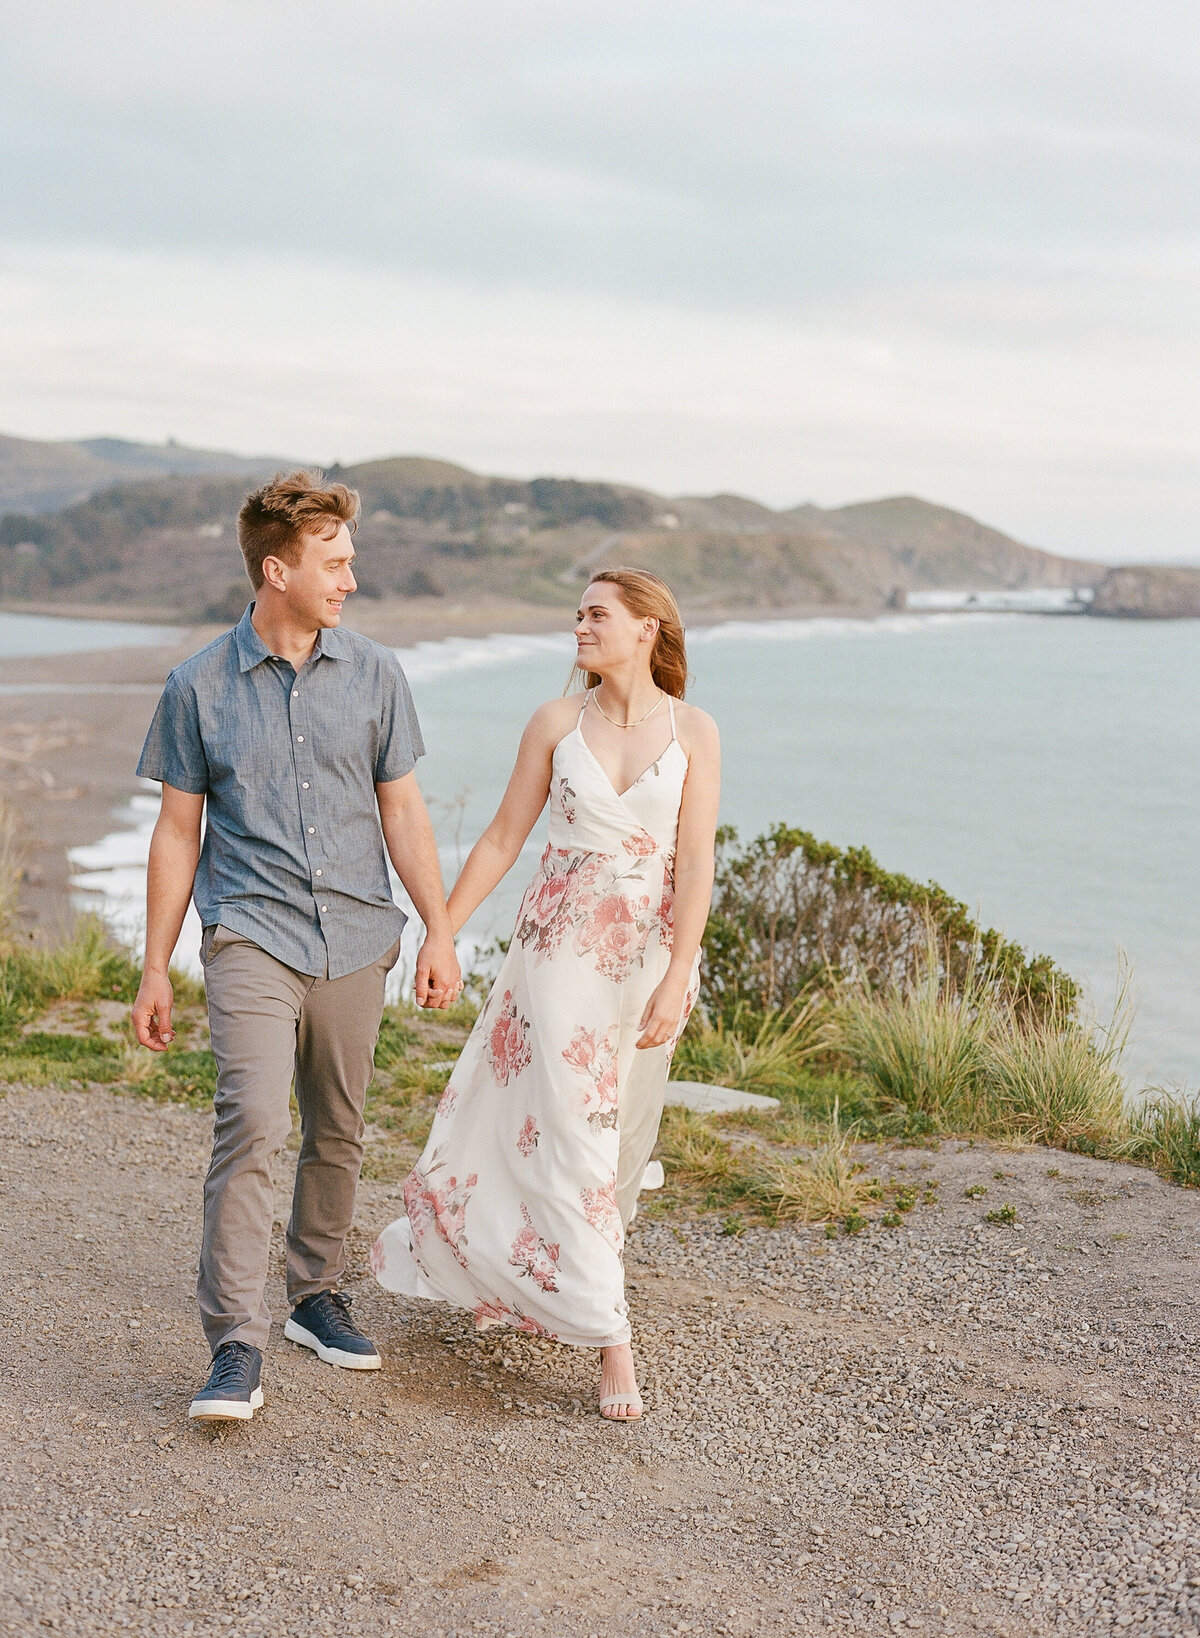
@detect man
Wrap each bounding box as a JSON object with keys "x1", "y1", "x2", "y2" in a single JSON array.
[{"x1": 132, "y1": 470, "x2": 461, "y2": 1422}]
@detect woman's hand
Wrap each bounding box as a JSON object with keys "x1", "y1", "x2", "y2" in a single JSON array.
[{"x1": 636, "y1": 974, "x2": 689, "y2": 1050}]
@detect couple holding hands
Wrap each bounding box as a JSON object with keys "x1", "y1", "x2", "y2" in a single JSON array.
[{"x1": 132, "y1": 470, "x2": 720, "y2": 1425}]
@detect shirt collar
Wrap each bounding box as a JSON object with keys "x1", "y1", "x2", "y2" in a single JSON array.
[
  {"x1": 234, "y1": 604, "x2": 272, "y2": 672},
  {"x1": 235, "y1": 604, "x2": 351, "y2": 672}
]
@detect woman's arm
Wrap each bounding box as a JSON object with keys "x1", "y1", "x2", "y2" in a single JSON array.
[
  {"x1": 445, "y1": 701, "x2": 571, "y2": 935},
  {"x1": 637, "y1": 708, "x2": 721, "y2": 1048},
  {"x1": 376, "y1": 772, "x2": 461, "y2": 1008}
]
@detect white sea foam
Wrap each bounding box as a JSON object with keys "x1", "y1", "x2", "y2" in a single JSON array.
[
  {"x1": 692, "y1": 611, "x2": 1008, "y2": 644},
  {"x1": 391, "y1": 611, "x2": 1011, "y2": 677},
  {"x1": 394, "y1": 630, "x2": 574, "y2": 681}
]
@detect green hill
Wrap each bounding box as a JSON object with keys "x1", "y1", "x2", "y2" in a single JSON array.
[
  {"x1": 0, "y1": 443, "x2": 1105, "y2": 623},
  {"x1": 0, "y1": 432, "x2": 290, "y2": 515}
]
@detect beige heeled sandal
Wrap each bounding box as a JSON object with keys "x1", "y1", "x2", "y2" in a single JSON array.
[{"x1": 599, "y1": 1389, "x2": 644, "y2": 1420}]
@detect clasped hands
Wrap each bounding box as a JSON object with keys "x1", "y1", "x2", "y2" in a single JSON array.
[{"x1": 415, "y1": 928, "x2": 463, "y2": 1010}]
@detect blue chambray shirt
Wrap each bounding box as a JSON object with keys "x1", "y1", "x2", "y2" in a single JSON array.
[{"x1": 137, "y1": 604, "x2": 424, "y2": 979}]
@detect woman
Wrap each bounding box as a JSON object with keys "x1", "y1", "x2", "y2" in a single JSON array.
[{"x1": 371, "y1": 569, "x2": 720, "y2": 1419}]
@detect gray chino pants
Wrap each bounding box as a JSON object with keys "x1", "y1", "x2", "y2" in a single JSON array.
[{"x1": 197, "y1": 924, "x2": 399, "y2": 1354}]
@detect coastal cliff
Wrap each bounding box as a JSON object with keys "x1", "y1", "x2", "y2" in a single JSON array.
[{"x1": 1089, "y1": 564, "x2": 1200, "y2": 619}]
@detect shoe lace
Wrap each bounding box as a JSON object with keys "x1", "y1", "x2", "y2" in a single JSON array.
[
  {"x1": 309, "y1": 1290, "x2": 361, "y2": 1340},
  {"x1": 209, "y1": 1341, "x2": 255, "y2": 1391}
]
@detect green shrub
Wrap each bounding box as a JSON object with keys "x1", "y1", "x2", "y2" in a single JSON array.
[{"x1": 702, "y1": 823, "x2": 1075, "y2": 1023}]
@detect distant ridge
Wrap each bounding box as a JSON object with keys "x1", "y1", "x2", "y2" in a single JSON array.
[
  {"x1": 0, "y1": 436, "x2": 1110, "y2": 622},
  {"x1": 0, "y1": 432, "x2": 293, "y2": 514}
]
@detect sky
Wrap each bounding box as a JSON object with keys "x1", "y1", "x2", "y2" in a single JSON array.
[{"x1": 1, "y1": 0, "x2": 1197, "y2": 561}]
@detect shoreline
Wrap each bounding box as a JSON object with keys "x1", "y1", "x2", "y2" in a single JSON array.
[{"x1": 0, "y1": 596, "x2": 895, "y2": 939}]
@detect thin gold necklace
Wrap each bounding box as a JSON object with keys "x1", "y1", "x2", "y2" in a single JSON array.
[{"x1": 591, "y1": 686, "x2": 664, "y2": 729}]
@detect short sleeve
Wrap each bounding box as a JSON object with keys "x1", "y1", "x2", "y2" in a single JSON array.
[
  {"x1": 374, "y1": 656, "x2": 425, "y2": 783},
  {"x1": 136, "y1": 672, "x2": 210, "y2": 794}
]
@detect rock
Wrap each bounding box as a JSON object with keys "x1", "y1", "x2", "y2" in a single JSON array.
[
  {"x1": 664, "y1": 1082, "x2": 781, "y2": 1114},
  {"x1": 1088, "y1": 564, "x2": 1200, "y2": 619}
]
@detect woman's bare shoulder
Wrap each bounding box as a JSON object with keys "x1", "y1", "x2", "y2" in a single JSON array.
[
  {"x1": 675, "y1": 699, "x2": 719, "y2": 751},
  {"x1": 523, "y1": 693, "x2": 585, "y2": 745}
]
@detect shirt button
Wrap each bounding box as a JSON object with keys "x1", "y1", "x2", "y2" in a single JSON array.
[
  {"x1": 320, "y1": 905, "x2": 329, "y2": 912},
  {"x1": 292, "y1": 690, "x2": 299, "y2": 698},
  {"x1": 296, "y1": 735, "x2": 304, "y2": 742},
  {"x1": 307, "y1": 826, "x2": 315, "y2": 834},
  {"x1": 301, "y1": 781, "x2": 310, "y2": 789},
  {"x1": 315, "y1": 869, "x2": 322, "y2": 876}
]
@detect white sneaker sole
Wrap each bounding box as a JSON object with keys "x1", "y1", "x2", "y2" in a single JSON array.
[
  {"x1": 284, "y1": 1318, "x2": 381, "y2": 1370},
  {"x1": 188, "y1": 1387, "x2": 264, "y2": 1421}
]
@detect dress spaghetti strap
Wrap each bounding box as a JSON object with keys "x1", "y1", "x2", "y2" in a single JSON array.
[
  {"x1": 577, "y1": 689, "x2": 593, "y2": 728},
  {"x1": 667, "y1": 694, "x2": 678, "y2": 743}
]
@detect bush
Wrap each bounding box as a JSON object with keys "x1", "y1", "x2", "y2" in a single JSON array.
[{"x1": 701, "y1": 823, "x2": 1075, "y2": 1023}]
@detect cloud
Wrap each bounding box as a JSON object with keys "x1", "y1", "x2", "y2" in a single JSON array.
[{"x1": 0, "y1": 0, "x2": 1195, "y2": 557}]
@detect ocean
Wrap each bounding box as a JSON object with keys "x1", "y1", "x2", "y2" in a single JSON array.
[{"x1": 24, "y1": 608, "x2": 1197, "y2": 1091}]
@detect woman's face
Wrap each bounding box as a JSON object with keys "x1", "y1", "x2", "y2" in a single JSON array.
[{"x1": 575, "y1": 581, "x2": 655, "y2": 675}]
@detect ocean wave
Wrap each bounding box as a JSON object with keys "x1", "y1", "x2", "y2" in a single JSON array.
[
  {"x1": 394, "y1": 631, "x2": 574, "y2": 681},
  {"x1": 691, "y1": 611, "x2": 1009, "y2": 644},
  {"x1": 392, "y1": 611, "x2": 1012, "y2": 678}
]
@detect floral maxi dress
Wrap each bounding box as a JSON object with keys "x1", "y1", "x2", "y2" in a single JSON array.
[{"x1": 371, "y1": 694, "x2": 698, "y2": 1346}]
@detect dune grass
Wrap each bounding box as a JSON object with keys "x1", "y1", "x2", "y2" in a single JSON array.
[
  {"x1": 0, "y1": 901, "x2": 1195, "y2": 1220},
  {"x1": 1129, "y1": 1091, "x2": 1200, "y2": 1189},
  {"x1": 824, "y1": 931, "x2": 1134, "y2": 1155},
  {"x1": 669, "y1": 995, "x2": 823, "y2": 1096}
]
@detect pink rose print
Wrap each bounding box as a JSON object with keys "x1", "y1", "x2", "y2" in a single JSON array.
[
  {"x1": 404, "y1": 1160, "x2": 478, "y2": 1269},
  {"x1": 436, "y1": 1079, "x2": 459, "y2": 1118},
  {"x1": 369, "y1": 1236, "x2": 387, "y2": 1276},
  {"x1": 508, "y1": 1203, "x2": 561, "y2": 1293},
  {"x1": 486, "y1": 989, "x2": 533, "y2": 1086},
  {"x1": 473, "y1": 1297, "x2": 511, "y2": 1326},
  {"x1": 575, "y1": 889, "x2": 656, "y2": 983},
  {"x1": 562, "y1": 1025, "x2": 619, "y2": 1130},
  {"x1": 653, "y1": 853, "x2": 677, "y2": 951},
  {"x1": 516, "y1": 1115, "x2": 540, "y2": 1157},
  {"x1": 580, "y1": 1178, "x2": 622, "y2": 1246},
  {"x1": 514, "y1": 847, "x2": 608, "y2": 960},
  {"x1": 622, "y1": 827, "x2": 658, "y2": 857},
  {"x1": 472, "y1": 1297, "x2": 557, "y2": 1338}
]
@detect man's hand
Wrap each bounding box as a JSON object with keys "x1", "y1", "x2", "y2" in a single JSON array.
[
  {"x1": 415, "y1": 931, "x2": 463, "y2": 1010},
  {"x1": 132, "y1": 971, "x2": 176, "y2": 1051}
]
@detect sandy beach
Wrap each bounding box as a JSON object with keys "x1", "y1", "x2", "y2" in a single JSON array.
[
  {"x1": 0, "y1": 594, "x2": 877, "y2": 940},
  {"x1": 0, "y1": 599, "x2": 568, "y2": 937}
]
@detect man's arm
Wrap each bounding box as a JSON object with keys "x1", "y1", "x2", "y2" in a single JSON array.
[
  {"x1": 131, "y1": 784, "x2": 205, "y2": 1051},
  {"x1": 376, "y1": 772, "x2": 462, "y2": 1009}
]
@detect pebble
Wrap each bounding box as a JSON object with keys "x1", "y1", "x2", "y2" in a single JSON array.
[{"x1": 2, "y1": 1087, "x2": 1199, "y2": 1636}]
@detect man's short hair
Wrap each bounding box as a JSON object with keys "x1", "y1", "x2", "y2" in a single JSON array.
[{"x1": 237, "y1": 470, "x2": 360, "y2": 590}]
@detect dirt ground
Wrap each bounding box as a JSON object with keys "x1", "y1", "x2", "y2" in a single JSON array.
[{"x1": 2, "y1": 1080, "x2": 1198, "y2": 1638}]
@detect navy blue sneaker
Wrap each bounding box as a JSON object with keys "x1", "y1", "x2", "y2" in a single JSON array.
[
  {"x1": 188, "y1": 1341, "x2": 264, "y2": 1421},
  {"x1": 285, "y1": 1291, "x2": 381, "y2": 1370}
]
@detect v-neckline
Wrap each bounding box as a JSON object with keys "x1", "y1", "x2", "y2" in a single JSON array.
[{"x1": 574, "y1": 724, "x2": 680, "y2": 801}]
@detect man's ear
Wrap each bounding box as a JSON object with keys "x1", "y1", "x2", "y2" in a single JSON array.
[{"x1": 261, "y1": 554, "x2": 289, "y2": 593}]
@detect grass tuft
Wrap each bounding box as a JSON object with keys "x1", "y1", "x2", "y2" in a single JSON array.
[
  {"x1": 670, "y1": 996, "x2": 823, "y2": 1096},
  {"x1": 759, "y1": 1104, "x2": 873, "y2": 1224},
  {"x1": 1129, "y1": 1089, "x2": 1200, "y2": 1188}
]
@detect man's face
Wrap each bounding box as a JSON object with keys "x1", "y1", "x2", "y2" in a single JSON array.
[{"x1": 273, "y1": 522, "x2": 357, "y2": 628}]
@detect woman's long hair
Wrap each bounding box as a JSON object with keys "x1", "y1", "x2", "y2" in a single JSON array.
[{"x1": 573, "y1": 567, "x2": 689, "y2": 698}]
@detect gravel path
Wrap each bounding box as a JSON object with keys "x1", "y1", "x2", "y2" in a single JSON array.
[{"x1": 2, "y1": 1083, "x2": 1198, "y2": 1637}]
